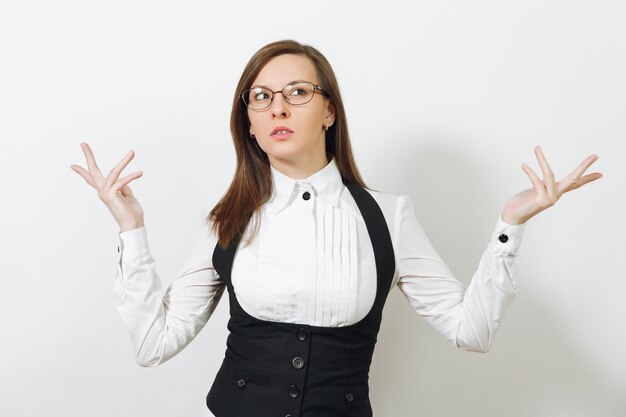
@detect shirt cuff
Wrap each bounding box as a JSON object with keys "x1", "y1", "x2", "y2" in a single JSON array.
[
  {"x1": 118, "y1": 225, "x2": 151, "y2": 261},
  {"x1": 491, "y1": 214, "x2": 526, "y2": 255}
]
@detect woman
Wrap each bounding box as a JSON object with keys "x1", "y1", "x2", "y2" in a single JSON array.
[{"x1": 70, "y1": 39, "x2": 603, "y2": 417}]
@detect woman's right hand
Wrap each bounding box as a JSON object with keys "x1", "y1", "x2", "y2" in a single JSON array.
[{"x1": 71, "y1": 142, "x2": 145, "y2": 232}]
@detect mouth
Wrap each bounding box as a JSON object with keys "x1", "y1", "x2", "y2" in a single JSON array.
[{"x1": 270, "y1": 126, "x2": 295, "y2": 140}]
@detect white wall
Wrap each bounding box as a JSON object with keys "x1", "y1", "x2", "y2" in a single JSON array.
[{"x1": 1, "y1": 0, "x2": 624, "y2": 416}]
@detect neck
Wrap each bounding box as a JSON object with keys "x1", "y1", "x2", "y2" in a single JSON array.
[{"x1": 269, "y1": 152, "x2": 330, "y2": 180}]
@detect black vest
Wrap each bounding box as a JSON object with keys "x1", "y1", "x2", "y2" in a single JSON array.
[{"x1": 206, "y1": 179, "x2": 396, "y2": 417}]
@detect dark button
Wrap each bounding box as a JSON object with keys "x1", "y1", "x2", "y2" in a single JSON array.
[
  {"x1": 302, "y1": 191, "x2": 311, "y2": 200},
  {"x1": 498, "y1": 233, "x2": 509, "y2": 243},
  {"x1": 296, "y1": 328, "x2": 308, "y2": 341},
  {"x1": 288, "y1": 384, "x2": 300, "y2": 398},
  {"x1": 237, "y1": 378, "x2": 246, "y2": 388},
  {"x1": 117, "y1": 246, "x2": 120, "y2": 253},
  {"x1": 346, "y1": 392, "x2": 354, "y2": 402},
  {"x1": 292, "y1": 357, "x2": 305, "y2": 369}
]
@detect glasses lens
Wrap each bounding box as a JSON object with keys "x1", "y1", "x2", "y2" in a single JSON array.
[
  {"x1": 244, "y1": 87, "x2": 272, "y2": 110},
  {"x1": 283, "y1": 82, "x2": 315, "y2": 105}
]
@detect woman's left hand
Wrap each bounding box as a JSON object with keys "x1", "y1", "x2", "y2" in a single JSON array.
[{"x1": 501, "y1": 146, "x2": 603, "y2": 225}]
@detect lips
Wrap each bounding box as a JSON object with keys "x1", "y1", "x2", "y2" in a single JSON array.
[{"x1": 271, "y1": 125, "x2": 295, "y2": 135}]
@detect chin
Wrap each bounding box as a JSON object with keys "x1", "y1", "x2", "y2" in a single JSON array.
[{"x1": 262, "y1": 143, "x2": 304, "y2": 159}]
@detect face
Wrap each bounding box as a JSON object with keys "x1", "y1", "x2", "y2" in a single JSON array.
[{"x1": 246, "y1": 54, "x2": 335, "y2": 167}]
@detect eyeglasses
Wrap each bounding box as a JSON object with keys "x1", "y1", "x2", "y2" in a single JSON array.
[{"x1": 241, "y1": 81, "x2": 329, "y2": 111}]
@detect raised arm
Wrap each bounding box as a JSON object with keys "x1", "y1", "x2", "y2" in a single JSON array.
[
  {"x1": 70, "y1": 142, "x2": 225, "y2": 366},
  {"x1": 394, "y1": 146, "x2": 601, "y2": 352}
]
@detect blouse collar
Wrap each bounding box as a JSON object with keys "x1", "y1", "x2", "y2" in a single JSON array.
[{"x1": 269, "y1": 156, "x2": 343, "y2": 214}]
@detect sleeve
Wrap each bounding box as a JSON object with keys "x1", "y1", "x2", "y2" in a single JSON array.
[
  {"x1": 112, "y1": 224, "x2": 226, "y2": 366},
  {"x1": 394, "y1": 195, "x2": 526, "y2": 353}
]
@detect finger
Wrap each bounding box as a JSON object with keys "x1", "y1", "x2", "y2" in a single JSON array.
[
  {"x1": 70, "y1": 164, "x2": 98, "y2": 189},
  {"x1": 556, "y1": 154, "x2": 599, "y2": 195},
  {"x1": 570, "y1": 154, "x2": 599, "y2": 180},
  {"x1": 561, "y1": 172, "x2": 603, "y2": 192},
  {"x1": 535, "y1": 146, "x2": 557, "y2": 201},
  {"x1": 113, "y1": 170, "x2": 143, "y2": 195},
  {"x1": 80, "y1": 142, "x2": 103, "y2": 177},
  {"x1": 104, "y1": 149, "x2": 136, "y2": 190},
  {"x1": 521, "y1": 162, "x2": 548, "y2": 198}
]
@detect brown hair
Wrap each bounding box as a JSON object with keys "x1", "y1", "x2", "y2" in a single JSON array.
[{"x1": 206, "y1": 39, "x2": 369, "y2": 249}]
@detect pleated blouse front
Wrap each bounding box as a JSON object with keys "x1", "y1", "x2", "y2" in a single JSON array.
[{"x1": 233, "y1": 158, "x2": 370, "y2": 327}]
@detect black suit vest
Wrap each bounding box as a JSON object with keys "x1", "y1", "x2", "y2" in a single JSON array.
[{"x1": 206, "y1": 179, "x2": 396, "y2": 417}]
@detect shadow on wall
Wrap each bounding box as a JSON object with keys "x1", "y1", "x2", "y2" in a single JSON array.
[{"x1": 367, "y1": 138, "x2": 625, "y2": 417}]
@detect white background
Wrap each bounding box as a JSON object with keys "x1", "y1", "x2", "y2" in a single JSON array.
[{"x1": 1, "y1": 1, "x2": 624, "y2": 416}]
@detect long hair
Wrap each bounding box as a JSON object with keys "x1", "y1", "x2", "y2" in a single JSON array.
[{"x1": 206, "y1": 39, "x2": 369, "y2": 249}]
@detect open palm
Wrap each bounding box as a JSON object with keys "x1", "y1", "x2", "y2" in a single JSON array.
[{"x1": 501, "y1": 146, "x2": 603, "y2": 225}]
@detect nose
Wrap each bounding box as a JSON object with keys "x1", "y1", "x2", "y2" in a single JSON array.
[{"x1": 269, "y1": 91, "x2": 290, "y2": 118}]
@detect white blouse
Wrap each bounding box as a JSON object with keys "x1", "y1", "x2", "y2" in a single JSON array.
[{"x1": 113, "y1": 156, "x2": 526, "y2": 373}]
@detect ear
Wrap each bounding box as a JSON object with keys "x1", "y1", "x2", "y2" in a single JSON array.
[{"x1": 325, "y1": 100, "x2": 336, "y2": 124}]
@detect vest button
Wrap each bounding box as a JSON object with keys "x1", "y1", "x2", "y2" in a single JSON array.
[
  {"x1": 498, "y1": 233, "x2": 509, "y2": 243},
  {"x1": 296, "y1": 328, "x2": 308, "y2": 341},
  {"x1": 288, "y1": 384, "x2": 300, "y2": 398},
  {"x1": 292, "y1": 356, "x2": 305, "y2": 369},
  {"x1": 237, "y1": 378, "x2": 246, "y2": 388},
  {"x1": 302, "y1": 191, "x2": 311, "y2": 200},
  {"x1": 346, "y1": 392, "x2": 354, "y2": 402}
]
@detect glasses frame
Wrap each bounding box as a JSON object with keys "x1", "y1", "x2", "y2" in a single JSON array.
[{"x1": 241, "y1": 81, "x2": 329, "y2": 111}]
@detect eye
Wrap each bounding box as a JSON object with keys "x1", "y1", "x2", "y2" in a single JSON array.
[{"x1": 289, "y1": 88, "x2": 308, "y2": 96}]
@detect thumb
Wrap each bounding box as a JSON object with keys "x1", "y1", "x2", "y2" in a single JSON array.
[{"x1": 120, "y1": 183, "x2": 134, "y2": 198}]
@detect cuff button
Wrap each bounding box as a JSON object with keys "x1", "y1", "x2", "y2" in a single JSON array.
[{"x1": 498, "y1": 234, "x2": 509, "y2": 243}]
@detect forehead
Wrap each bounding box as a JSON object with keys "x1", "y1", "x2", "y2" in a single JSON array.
[{"x1": 251, "y1": 54, "x2": 318, "y2": 89}]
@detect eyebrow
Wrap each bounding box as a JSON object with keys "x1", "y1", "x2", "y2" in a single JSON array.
[{"x1": 250, "y1": 79, "x2": 310, "y2": 90}]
